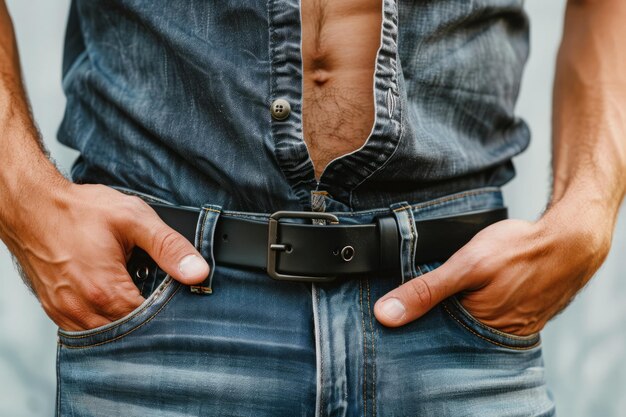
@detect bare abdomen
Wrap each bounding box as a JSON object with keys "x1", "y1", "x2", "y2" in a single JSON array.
[{"x1": 301, "y1": 0, "x2": 383, "y2": 181}]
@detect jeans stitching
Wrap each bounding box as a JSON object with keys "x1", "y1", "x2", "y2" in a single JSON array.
[
  {"x1": 220, "y1": 187, "x2": 501, "y2": 220},
  {"x1": 312, "y1": 284, "x2": 323, "y2": 417},
  {"x1": 59, "y1": 277, "x2": 174, "y2": 339},
  {"x1": 359, "y1": 278, "x2": 368, "y2": 416},
  {"x1": 410, "y1": 188, "x2": 501, "y2": 212},
  {"x1": 317, "y1": 285, "x2": 325, "y2": 416},
  {"x1": 56, "y1": 339, "x2": 61, "y2": 417},
  {"x1": 204, "y1": 206, "x2": 222, "y2": 293},
  {"x1": 190, "y1": 207, "x2": 213, "y2": 293},
  {"x1": 59, "y1": 283, "x2": 182, "y2": 349},
  {"x1": 347, "y1": 0, "x2": 405, "y2": 210},
  {"x1": 392, "y1": 204, "x2": 415, "y2": 284},
  {"x1": 365, "y1": 277, "x2": 377, "y2": 417},
  {"x1": 111, "y1": 186, "x2": 501, "y2": 222},
  {"x1": 442, "y1": 302, "x2": 540, "y2": 351},
  {"x1": 450, "y1": 296, "x2": 540, "y2": 342},
  {"x1": 198, "y1": 207, "x2": 209, "y2": 246},
  {"x1": 406, "y1": 209, "x2": 419, "y2": 279}
]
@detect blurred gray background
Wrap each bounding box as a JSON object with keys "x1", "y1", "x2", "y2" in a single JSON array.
[{"x1": 1, "y1": 1, "x2": 625, "y2": 416}]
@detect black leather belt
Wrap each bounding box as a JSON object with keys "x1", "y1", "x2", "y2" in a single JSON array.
[{"x1": 143, "y1": 202, "x2": 508, "y2": 283}]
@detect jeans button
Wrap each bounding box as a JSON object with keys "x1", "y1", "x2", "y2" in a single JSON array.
[{"x1": 270, "y1": 98, "x2": 291, "y2": 120}]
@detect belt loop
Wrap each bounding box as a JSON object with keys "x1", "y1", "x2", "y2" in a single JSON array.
[
  {"x1": 389, "y1": 201, "x2": 419, "y2": 284},
  {"x1": 190, "y1": 203, "x2": 223, "y2": 295},
  {"x1": 311, "y1": 190, "x2": 329, "y2": 224}
]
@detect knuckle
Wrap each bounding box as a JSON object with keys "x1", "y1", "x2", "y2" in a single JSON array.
[
  {"x1": 85, "y1": 316, "x2": 111, "y2": 330},
  {"x1": 59, "y1": 303, "x2": 90, "y2": 327},
  {"x1": 104, "y1": 301, "x2": 135, "y2": 320},
  {"x1": 154, "y1": 227, "x2": 185, "y2": 259},
  {"x1": 408, "y1": 277, "x2": 433, "y2": 308},
  {"x1": 52, "y1": 286, "x2": 81, "y2": 313},
  {"x1": 110, "y1": 195, "x2": 152, "y2": 228},
  {"x1": 42, "y1": 285, "x2": 107, "y2": 330},
  {"x1": 83, "y1": 285, "x2": 111, "y2": 308},
  {"x1": 90, "y1": 183, "x2": 110, "y2": 195},
  {"x1": 128, "y1": 195, "x2": 149, "y2": 209},
  {"x1": 122, "y1": 195, "x2": 148, "y2": 215},
  {"x1": 463, "y1": 244, "x2": 490, "y2": 272}
]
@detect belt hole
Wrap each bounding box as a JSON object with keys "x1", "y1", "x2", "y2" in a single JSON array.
[
  {"x1": 222, "y1": 233, "x2": 229, "y2": 242},
  {"x1": 285, "y1": 244, "x2": 293, "y2": 253}
]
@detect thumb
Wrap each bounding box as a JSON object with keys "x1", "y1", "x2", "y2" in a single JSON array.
[
  {"x1": 374, "y1": 258, "x2": 467, "y2": 327},
  {"x1": 129, "y1": 211, "x2": 209, "y2": 285}
]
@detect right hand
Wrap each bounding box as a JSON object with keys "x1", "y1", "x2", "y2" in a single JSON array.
[{"x1": 2, "y1": 181, "x2": 209, "y2": 331}]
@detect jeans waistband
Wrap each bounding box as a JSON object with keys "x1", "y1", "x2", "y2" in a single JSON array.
[
  {"x1": 110, "y1": 185, "x2": 502, "y2": 220},
  {"x1": 111, "y1": 184, "x2": 505, "y2": 291}
]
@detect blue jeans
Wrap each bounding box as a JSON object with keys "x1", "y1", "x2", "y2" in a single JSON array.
[{"x1": 56, "y1": 186, "x2": 555, "y2": 416}]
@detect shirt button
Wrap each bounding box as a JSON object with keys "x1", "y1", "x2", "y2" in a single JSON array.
[{"x1": 270, "y1": 98, "x2": 291, "y2": 120}]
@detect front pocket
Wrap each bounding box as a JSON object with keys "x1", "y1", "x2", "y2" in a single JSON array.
[
  {"x1": 57, "y1": 185, "x2": 185, "y2": 348},
  {"x1": 57, "y1": 275, "x2": 181, "y2": 349},
  {"x1": 417, "y1": 260, "x2": 541, "y2": 351},
  {"x1": 441, "y1": 295, "x2": 541, "y2": 351}
]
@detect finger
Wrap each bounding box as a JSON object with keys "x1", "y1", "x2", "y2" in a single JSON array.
[
  {"x1": 57, "y1": 310, "x2": 113, "y2": 332},
  {"x1": 374, "y1": 257, "x2": 470, "y2": 327},
  {"x1": 127, "y1": 204, "x2": 209, "y2": 285},
  {"x1": 99, "y1": 295, "x2": 146, "y2": 322},
  {"x1": 95, "y1": 286, "x2": 146, "y2": 321}
]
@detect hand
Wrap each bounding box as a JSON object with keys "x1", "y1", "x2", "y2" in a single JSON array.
[
  {"x1": 2, "y1": 181, "x2": 209, "y2": 331},
  {"x1": 373, "y1": 201, "x2": 613, "y2": 336}
]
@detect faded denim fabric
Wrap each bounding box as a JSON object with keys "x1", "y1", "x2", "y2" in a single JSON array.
[
  {"x1": 55, "y1": 1, "x2": 555, "y2": 415},
  {"x1": 59, "y1": 0, "x2": 530, "y2": 212},
  {"x1": 56, "y1": 188, "x2": 555, "y2": 416}
]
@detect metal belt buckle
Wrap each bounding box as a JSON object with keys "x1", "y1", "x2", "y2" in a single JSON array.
[{"x1": 267, "y1": 210, "x2": 339, "y2": 282}]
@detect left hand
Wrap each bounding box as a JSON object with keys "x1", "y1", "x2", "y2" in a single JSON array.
[{"x1": 373, "y1": 203, "x2": 613, "y2": 335}]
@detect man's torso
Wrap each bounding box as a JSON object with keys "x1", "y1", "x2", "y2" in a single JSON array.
[
  {"x1": 59, "y1": 0, "x2": 530, "y2": 212},
  {"x1": 301, "y1": 0, "x2": 382, "y2": 180}
]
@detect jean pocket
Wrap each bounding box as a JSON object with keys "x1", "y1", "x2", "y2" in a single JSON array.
[
  {"x1": 418, "y1": 261, "x2": 541, "y2": 351},
  {"x1": 57, "y1": 273, "x2": 181, "y2": 349},
  {"x1": 441, "y1": 295, "x2": 541, "y2": 351},
  {"x1": 56, "y1": 185, "x2": 186, "y2": 348}
]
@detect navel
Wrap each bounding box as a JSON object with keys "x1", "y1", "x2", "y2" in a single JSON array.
[{"x1": 311, "y1": 68, "x2": 331, "y2": 86}]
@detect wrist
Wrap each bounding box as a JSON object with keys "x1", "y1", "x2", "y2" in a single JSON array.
[
  {"x1": 539, "y1": 190, "x2": 615, "y2": 266},
  {"x1": 551, "y1": 163, "x2": 626, "y2": 219},
  {"x1": 0, "y1": 158, "x2": 73, "y2": 239}
]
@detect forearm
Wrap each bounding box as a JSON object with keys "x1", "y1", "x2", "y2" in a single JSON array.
[
  {"x1": 549, "y1": 0, "x2": 626, "y2": 227},
  {"x1": 0, "y1": 2, "x2": 69, "y2": 238},
  {"x1": 376, "y1": 0, "x2": 626, "y2": 333}
]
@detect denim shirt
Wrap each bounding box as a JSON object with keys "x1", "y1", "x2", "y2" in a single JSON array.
[{"x1": 59, "y1": 0, "x2": 530, "y2": 212}]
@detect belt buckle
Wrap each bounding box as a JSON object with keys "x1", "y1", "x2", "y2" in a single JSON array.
[{"x1": 267, "y1": 210, "x2": 339, "y2": 282}]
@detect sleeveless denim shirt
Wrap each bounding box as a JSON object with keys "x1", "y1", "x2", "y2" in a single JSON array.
[{"x1": 58, "y1": 0, "x2": 530, "y2": 212}]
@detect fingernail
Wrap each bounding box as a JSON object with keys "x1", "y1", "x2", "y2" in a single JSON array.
[
  {"x1": 379, "y1": 298, "x2": 406, "y2": 321},
  {"x1": 178, "y1": 255, "x2": 208, "y2": 279}
]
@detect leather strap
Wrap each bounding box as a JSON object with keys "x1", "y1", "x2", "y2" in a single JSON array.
[{"x1": 146, "y1": 202, "x2": 508, "y2": 280}]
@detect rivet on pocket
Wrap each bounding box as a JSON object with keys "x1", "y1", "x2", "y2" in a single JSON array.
[{"x1": 135, "y1": 265, "x2": 149, "y2": 280}]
